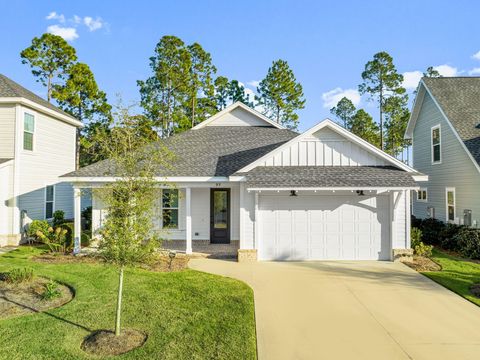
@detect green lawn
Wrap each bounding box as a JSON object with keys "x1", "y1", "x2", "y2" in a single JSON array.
[
  {"x1": 0, "y1": 247, "x2": 256, "y2": 360},
  {"x1": 423, "y1": 248, "x2": 480, "y2": 307}
]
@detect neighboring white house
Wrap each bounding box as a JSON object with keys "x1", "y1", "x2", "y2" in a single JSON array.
[
  {"x1": 0, "y1": 74, "x2": 83, "y2": 246},
  {"x1": 64, "y1": 102, "x2": 425, "y2": 261},
  {"x1": 406, "y1": 77, "x2": 480, "y2": 227}
]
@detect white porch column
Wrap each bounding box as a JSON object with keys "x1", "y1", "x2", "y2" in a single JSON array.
[
  {"x1": 73, "y1": 187, "x2": 82, "y2": 255},
  {"x1": 254, "y1": 191, "x2": 259, "y2": 249},
  {"x1": 185, "y1": 187, "x2": 192, "y2": 255}
]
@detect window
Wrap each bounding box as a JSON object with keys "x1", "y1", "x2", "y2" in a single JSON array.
[
  {"x1": 23, "y1": 113, "x2": 35, "y2": 151},
  {"x1": 417, "y1": 188, "x2": 428, "y2": 202},
  {"x1": 431, "y1": 125, "x2": 441, "y2": 164},
  {"x1": 446, "y1": 188, "x2": 455, "y2": 222},
  {"x1": 45, "y1": 185, "x2": 54, "y2": 219},
  {"x1": 162, "y1": 189, "x2": 178, "y2": 228}
]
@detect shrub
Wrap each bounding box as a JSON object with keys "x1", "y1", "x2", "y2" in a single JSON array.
[
  {"x1": 440, "y1": 223, "x2": 463, "y2": 251},
  {"x1": 41, "y1": 280, "x2": 61, "y2": 300},
  {"x1": 52, "y1": 210, "x2": 65, "y2": 226},
  {"x1": 27, "y1": 220, "x2": 50, "y2": 239},
  {"x1": 81, "y1": 232, "x2": 91, "y2": 247},
  {"x1": 453, "y1": 228, "x2": 480, "y2": 259},
  {"x1": 4, "y1": 268, "x2": 34, "y2": 284},
  {"x1": 61, "y1": 222, "x2": 74, "y2": 249},
  {"x1": 418, "y1": 218, "x2": 445, "y2": 245},
  {"x1": 411, "y1": 215, "x2": 423, "y2": 229},
  {"x1": 36, "y1": 226, "x2": 68, "y2": 253},
  {"x1": 82, "y1": 206, "x2": 92, "y2": 230},
  {"x1": 411, "y1": 227, "x2": 433, "y2": 257}
]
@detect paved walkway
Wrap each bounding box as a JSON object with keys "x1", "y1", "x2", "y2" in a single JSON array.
[{"x1": 189, "y1": 259, "x2": 480, "y2": 360}]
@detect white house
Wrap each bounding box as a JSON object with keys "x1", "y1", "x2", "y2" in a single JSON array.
[
  {"x1": 64, "y1": 102, "x2": 425, "y2": 261},
  {"x1": 406, "y1": 77, "x2": 480, "y2": 226},
  {"x1": 0, "y1": 74, "x2": 83, "y2": 246}
]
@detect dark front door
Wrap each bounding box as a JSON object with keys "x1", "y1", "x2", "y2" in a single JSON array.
[{"x1": 210, "y1": 188, "x2": 230, "y2": 244}]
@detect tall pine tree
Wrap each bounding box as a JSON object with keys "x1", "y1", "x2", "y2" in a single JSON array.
[{"x1": 330, "y1": 97, "x2": 356, "y2": 128}]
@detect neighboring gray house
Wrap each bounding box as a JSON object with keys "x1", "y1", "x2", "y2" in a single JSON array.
[
  {"x1": 406, "y1": 77, "x2": 480, "y2": 226},
  {"x1": 64, "y1": 102, "x2": 425, "y2": 261},
  {"x1": 0, "y1": 74, "x2": 83, "y2": 246}
]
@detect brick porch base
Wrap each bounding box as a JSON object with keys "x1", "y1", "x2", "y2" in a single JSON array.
[{"x1": 161, "y1": 240, "x2": 240, "y2": 259}]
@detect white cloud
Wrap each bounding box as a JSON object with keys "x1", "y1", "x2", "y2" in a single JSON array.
[
  {"x1": 47, "y1": 25, "x2": 79, "y2": 41},
  {"x1": 321, "y1": 87, "x2": 361, "y2": 109},
  {"x1": 73, "y1": 15, "x2": 82, "y2": 24},
  {"x1": 433, "y1": 64, "x2": 458, "y2": 77},
  {"x1": 469, "y1": 68, "x2": 480, "y2": 75},
  {"x1": 472, "y1": 51, "x2": 480, "y2": 60},
  {"x1": 402, "y1": 71, "x2": 423, "y2": 90},
  {"x1": 247, "y1": 80, "x2": 260, "y2": 88},
  {"x1": 83, "y1": 16, "x2": 104, "y2": 31},
  {"x1": 46, "y1": 11, "x2": 65, "y2": 23}
]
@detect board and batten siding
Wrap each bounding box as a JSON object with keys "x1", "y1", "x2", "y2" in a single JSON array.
[
  {"x1": 412, "y1": 92, "x2": 480, "y2": 225},
  {"x1": 17, "y1": 105, "x2": 77, "y2": 222},
  {"x1": 0, "y1": 104, "x2": 16, "y2": 158},
  {"x1": 259, "y1": 127, "x2": 389, "y2": 167}
]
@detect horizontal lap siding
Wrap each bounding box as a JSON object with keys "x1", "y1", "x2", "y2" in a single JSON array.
[
  {"x1": 0, "y1": 104, "x2": 15, "y2": 158},
  {"x1": 18, "y1": 107, "x2": 76, "y2": 222},
  {"x1": 412, "y1": 93, "x2": 480, "y2": 225}
]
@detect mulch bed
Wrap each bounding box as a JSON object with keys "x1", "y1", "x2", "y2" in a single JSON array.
[
  {"x1": 33, "y1": 251, "x2": 190, "y2": 272},
  {"x1": 81, "y1": 329, "x2": 147, "y2": 356},
  {"x1": 0, "y1": 277, "x2": 73, "y2": 319},
  {"x1": 404, "y1": 255, "x2": 442, "y2": 272}
]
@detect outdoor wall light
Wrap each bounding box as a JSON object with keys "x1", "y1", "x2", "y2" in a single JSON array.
[
  {"x1": 290, "y1": 190, "x2": 298, "y2": 197},
  {"x1": 356, "y1": 190, "x2": 365, "y2": 196}
]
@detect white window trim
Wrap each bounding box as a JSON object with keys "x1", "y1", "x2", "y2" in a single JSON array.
[
  {"x1": 445, "y1": 187, "x2": 456, "y2": 223},
  {"x1": 417, "y1": 188, "x2": 428, "y2": 202},
  {"x1": 431, "y1": 124, "x2": 441, "y2": 165},
  {"x1": 45, "y1": 184, "x2": 55, "y2": 220},
  {"x1": 161, "y1": 189, "x2": 179, "y2": 229},
  {"x1": 22, "y1": 110, "x2": 36, "y2": 153}
]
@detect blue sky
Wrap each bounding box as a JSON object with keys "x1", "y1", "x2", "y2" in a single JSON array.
[{"x1": 2, "y1": 0, "x2": 480, "y2": 131}]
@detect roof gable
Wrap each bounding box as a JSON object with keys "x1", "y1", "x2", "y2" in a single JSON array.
[
  {"x1": 192, "y1": 102, "x2": 285, "y2": 129},
  {"x1": 238, "y1": 119, "x2": 417, "y2": 173},
  {"x1": 406, "y1": 78, "x2": 480, "y2": 173}
]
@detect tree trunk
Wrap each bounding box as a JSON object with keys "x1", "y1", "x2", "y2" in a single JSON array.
[
  {"x1": 47, "y1": 74, "x2": 52, "y2": 103},
  {"x1": 115, "y1": 266, "x2": 124, "y2": 336}
]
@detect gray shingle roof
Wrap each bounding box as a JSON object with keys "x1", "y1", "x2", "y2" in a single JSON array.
[
  {"x1": 0, "y1": 158, "x2": 13, "y2": 165},
  {"x1": 0, "y1": 74, "x2": 77, "y2": 120},
  {"x1": 63, "y1": 126, "x2": 298, "y2": 178},
  {"x1": 237, "y1": 166, "x2": 418, "y2": 188},
  {"x1": 423, "y1": 77, "x2": 480, "y2": 166}
]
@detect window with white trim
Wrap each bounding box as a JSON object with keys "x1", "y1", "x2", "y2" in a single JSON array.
[
  {"x1": 417, "y1": 188, "x2": 427, "y2": 202},
  {"x1": 162, "y1": 189, "x2": 178, "y2": 228},
  {"x1": 23, "y1": 113, "x2": 35, "y2": 151},
  {"x1": 45, "y1": 185, "x2": 55, "y2": 219},
  {"x1": 446, "y1": 188, "x2": 455, "y2": 222},
  {"x1": 431, "y1": 125, "x2": 441, "y2": 164}
]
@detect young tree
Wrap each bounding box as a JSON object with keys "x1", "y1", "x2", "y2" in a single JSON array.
[
  {"x1": 138, "y1": 35, "x2": 191, "y2": 138},
  {"x1": 358, "y1": 52, "x2": 405, "y2": 150},
  {"x1": 330, "y1": 97, "x2": 356, "y2": 129},
  {"x1": 185, "y1": 43, "x2": 217, "y2": 128},
  {"x1": 20, "y1": 33, "x2": 77, "y2": 102},
  {"x1": 52, "y1": 63, "x2": 112, "y2": 168},
  {"x1": 350, "y1": 109, "x2": 381, "y2": 148},
  {"x1": 93, "y1": 104, "x2": 173, "y2": 336},
  {"x1": 256, "y1": 59, "x2": 305, "y2": 130}
]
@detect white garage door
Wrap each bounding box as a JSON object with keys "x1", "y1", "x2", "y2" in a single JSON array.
[{"x1": 259, "y1": 194, "x2": 391, "y2": 261}]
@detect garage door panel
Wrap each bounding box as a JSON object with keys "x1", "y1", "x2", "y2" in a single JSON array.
[{"x1": 259, "y1": 195, "x2": 390, "y2": 261}]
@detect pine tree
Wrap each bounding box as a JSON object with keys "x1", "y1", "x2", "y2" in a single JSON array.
[
  {"x1": 350, "y1": 109, "x2": 381, "y2": 148},
  {"x1": 330, "y1": 97, "x2": 356, "y2": 129},
  {"x1": 256, "y1": 59, "x2": 305, "y2": 130}
]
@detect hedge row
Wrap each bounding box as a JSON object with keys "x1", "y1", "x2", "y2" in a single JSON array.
[{"x1": 412, "y1": 216, "x2": 480, "y2": 259}]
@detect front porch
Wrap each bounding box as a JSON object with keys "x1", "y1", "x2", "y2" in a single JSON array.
[{"x1": 162, "y1": 240, "x2": 239, "y2": 259}]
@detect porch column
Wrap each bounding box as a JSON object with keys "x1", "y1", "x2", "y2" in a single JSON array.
[
  {"x1": 73, "y1": 187, "x2": 82, "y2": 255},
  {"x1": 185, "y1": 187, "x2": 192, "y2": 255},
  {"x1": 254, "y1": 191, "x2": 259, "y2": 249}
]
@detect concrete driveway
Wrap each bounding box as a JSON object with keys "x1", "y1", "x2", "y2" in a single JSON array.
[{"x1": 189, "y1": 259, "x2": 480, "y2": 360}]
